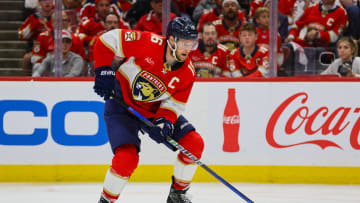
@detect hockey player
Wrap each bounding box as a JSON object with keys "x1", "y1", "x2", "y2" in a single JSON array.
[
  {"x1": 93, "y1": 17, "x2": 204, "y2": 203},
  {"x1": 229, "y1": 22, "x2": 269, "y2": 77},
  {"x1": 189, "y1": 22, "x2": 230, "y2": 77}
]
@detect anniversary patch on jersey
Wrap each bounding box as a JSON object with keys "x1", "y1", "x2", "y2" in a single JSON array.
[
  {"x1": 132, "y1": 70, "x2": 167, "y2": 102},
  {"x1": 124, "y1": 31, "x2": 140, "y2": 41}
]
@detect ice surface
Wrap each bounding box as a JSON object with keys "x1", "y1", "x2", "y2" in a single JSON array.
[{"x1": 0, "y1": 182, "x2": 359, "y2": 203}]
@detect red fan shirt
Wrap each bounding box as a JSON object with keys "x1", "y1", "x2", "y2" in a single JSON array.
[
  {"x1": 256, "y1": 27, "x2": 282, "y2": 52},
  {"x1": 213, "y1": 19, "x2": 242, "y2": 52},
  {"x1": 229, "y1": 45, "x2": 269, "y2": 77},
  {"x1": 189, "y1": 41, "x2": 230, "y2": 77},
  {"x1": 288, "y1": 3, "x2": 348, "y2": 47},
  {"x1": 18, "y1": 13, "x2": 52, "y2": 41},
  {"x1": 256, "y1": 27, "x2": 284, "y2": 67}
]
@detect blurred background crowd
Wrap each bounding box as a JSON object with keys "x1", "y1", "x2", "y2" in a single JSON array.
[{"x1": 3, "y1": 0, "x2": 359, "y2": 77}]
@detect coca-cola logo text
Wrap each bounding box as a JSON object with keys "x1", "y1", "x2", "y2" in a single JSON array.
[
  {"x1": 223, "y1": 115, "x2": 240, "y2": 124},
  {"x1": 266, "y1": 92, "x2": 360, "y2": 150}
]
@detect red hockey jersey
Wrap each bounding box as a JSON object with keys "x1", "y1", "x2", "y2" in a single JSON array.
[
  {"x1": 189, "y1": 41, "x2": 230, "y2": 77},
  {"x1": 197, "y1": 8, "x2": 246, "y2": 32},
  {"x1": 134, "y1": 11, "x2": 177, "y2": 35},
  {"x1": 229, "y1": 45, "x2": 269, "y2": 77},
  {"x1": 18, "y1": 13, "x2": 52, "y2": 41},
  {"x1": 288, "y1": 3, "x2": 348, "y2": 47},
  {"x1": 94, "y1": 29, "x2": 196, "y2": 123},
  {"x1": 32, "y1": 29, "x2": 85, "y2": 64},
  {"x1": 213, "y1": 19, "x2": 242, "y2": 52}
]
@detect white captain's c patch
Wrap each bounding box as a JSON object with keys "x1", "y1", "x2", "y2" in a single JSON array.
[{"x1": 132, "y1": 71, "x2": 167, "y2": 102}]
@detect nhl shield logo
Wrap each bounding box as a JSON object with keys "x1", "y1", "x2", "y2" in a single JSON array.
[{"x1": 132, "y1": 71, "x2": 167, "y2": 102}]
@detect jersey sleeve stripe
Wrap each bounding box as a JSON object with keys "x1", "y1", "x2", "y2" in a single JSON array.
[
  {"x1": 258, "y1": 66, "x2": 269, "y2": 77},
  {"x1": 328, "y1": 30, "x2": 338, "y2": 43},
  {"x1": 160, "y1": 97, "x2": 186, "y2": 117},
  {"x1": 100, "y1": 36, "x2": 116, "y2": 54},
  {"x1": 117, "y1": 57, "x2": 141, "y2": 84},
  {"x1": 118, "y1": 29, "x2": 124, "y2": 57},
  {"x1": 99, "y1": 29, "x2": 125, "y2": 57}
]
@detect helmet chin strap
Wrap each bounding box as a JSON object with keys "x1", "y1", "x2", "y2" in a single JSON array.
[{"x1": 167, "y1": 37, "x2": 184, "y2": 62}]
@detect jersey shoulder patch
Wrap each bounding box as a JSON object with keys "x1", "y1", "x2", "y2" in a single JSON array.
[{"x1": 124, "y1": 30, "x2": 141, "y2": 41}]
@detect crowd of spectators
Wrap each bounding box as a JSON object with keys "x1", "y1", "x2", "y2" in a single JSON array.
[{"x1": 17, "y1": 0, "x2": 360, "y2": 77}]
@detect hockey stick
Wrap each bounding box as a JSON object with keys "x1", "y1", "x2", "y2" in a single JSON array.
[{"x1": 111, "y1": 94, "x2": 254, "y2": 203}]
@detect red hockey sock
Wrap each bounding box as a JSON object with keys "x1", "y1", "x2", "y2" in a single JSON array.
[
  {"x1": 112, "y1": 144, "x2": 139, "y2": 177},
  {"x1": 173, "y1": 131, "x2": 204, "y2": 190},
  {"x1": 101, "y1": 144, "x2": 139, "y2": 201},
  {"x1": 178, "y1": 131, "x2": 204, "y2": 164}
]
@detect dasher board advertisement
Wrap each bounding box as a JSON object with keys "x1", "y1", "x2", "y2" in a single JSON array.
[
  {"x1": 185, "y1": 81, "x2": 360, "y2": 167},
  {"x1": 0, "y1": 80, "x2": 359, "y2": 168}
]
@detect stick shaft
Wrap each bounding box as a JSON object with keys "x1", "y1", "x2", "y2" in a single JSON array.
[{"x1": 111, "y1": 95, "x2": 254, "y2": 203}]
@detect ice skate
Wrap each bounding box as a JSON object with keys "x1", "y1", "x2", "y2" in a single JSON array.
[
  {"x1": 167, "y1": 185, "x2": 192, "y2": 203},
  {"x1": 98, "y1": 193, "x2": 115, "y2": 203}
]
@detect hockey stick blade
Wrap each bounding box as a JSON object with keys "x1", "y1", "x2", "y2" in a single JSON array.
[{"x1": 110, "y1": 94, "x2": 254, "y2": 203}]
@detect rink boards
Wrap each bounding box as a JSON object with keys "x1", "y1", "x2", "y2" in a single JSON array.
[{"x1": 0, "y1": 77, "x2": 360, "y2": 184}]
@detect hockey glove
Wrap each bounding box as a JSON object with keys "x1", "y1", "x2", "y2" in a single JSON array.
[
  {"x1": 93, "y1": 66, "x2": 116, "y2": 100},
  {"x1": 148, "y1": 117, "x2": 174, "y2": 145}
]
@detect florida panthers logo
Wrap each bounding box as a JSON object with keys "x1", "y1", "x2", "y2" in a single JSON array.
[{"x1": 132, "y1": 71, "x2": 167, "y2": 102}]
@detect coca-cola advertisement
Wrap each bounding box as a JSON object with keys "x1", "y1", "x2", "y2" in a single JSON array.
[
  {"x1": 267, "y1": 92, "x2": 360, "y2": 151},
  {"x1": 184, "y1": 81, "x2": 360, "y2": 167},
  {"x1": 222, "y1": 88, "x2": 240, "y2": 152}
]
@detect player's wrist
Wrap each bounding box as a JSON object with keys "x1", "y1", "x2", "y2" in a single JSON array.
[{"x1": 95, "y1": 66, "x2": 116, "y2": 78}]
